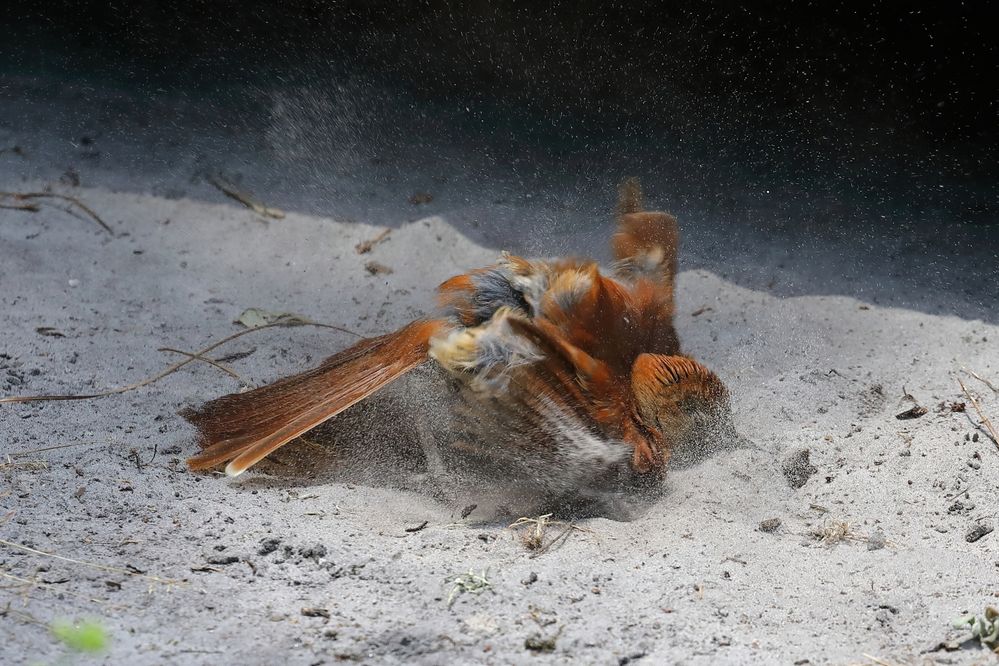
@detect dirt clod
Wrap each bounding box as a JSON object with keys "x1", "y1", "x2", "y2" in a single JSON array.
[{"x1": 782, "y1": 449, "x2": 818, "y2": 489}]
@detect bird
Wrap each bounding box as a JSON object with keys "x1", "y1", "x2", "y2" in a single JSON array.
[{"x1": 183, "y1": 178, "x2": 732, "y2": 508}]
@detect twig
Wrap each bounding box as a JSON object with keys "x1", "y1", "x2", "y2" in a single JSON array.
[
  {"x1": 0, "y1": 320, "x2": 358, "y2": 405},
  {"x1": 0, "y1": 458, "x2": 48, "y2": 472},
  {"x1": 0, "y1": 202, "x2": 40, "y2": 212},
  {"x1": 355, "y1": 228, "x2": 391, "y2": 254},
  {"x1": 207, "y1": 176, "x2": 285, "y2": 219},
  {"x1": 404, "y1": 521, "x2": 429, "y2": 533},
  {"x1": 958, "y1": 377, "x2": 999, "y2": 449},
  {"x1": 861, "y1": 654, "x2": 893, "y2": 666},
  {"x1": 964, "y1": 367, "x2": 999, "y2": 394},
  {"x1": 0, "y1": 570, "x2": 107, "y2": 605},
  {"x1": 6, "y1": 441, "x2": 103, "y2": 457},
  {"x1": 157, "y1": 347, "x2": 246, "y2": 383},
  {"x1": 0, "y1": 191, "x2": 113, "y2": 233},
  {"x1": 530, "y1": 522, "x2": 576, "y2": 558},
  {"x1": 508, "y1": 514, "x2": 591, "y2": 557},
  {"x1": 0, "y1": 539, "x2": 182, "y2": 586}
]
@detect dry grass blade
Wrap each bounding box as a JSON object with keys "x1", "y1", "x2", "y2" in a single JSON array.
[
  {"x1": 207, "y1": 175, "x2": 285, "y2": 219},
  {"x1": 355, "y1": 228, "x2": 391, "y2": 254},
  {"x1": 0, "y1": 191, "x2": 113, "y2": 233},
  {"x1": 157, "y1": 347, "x2": 247, "y2": 384},
  {"x1": 964, "y1": 367, "x2": 999, "y2": 394},
  {"x1": 0, "y1": 458, "x2": 48, "y2": 472},
  {"x1": 0, "y1": 538, "x2": 182, "y2": 586},
  {"x1": 509, "y1": 514, "x2": 554, "y2": 551},
  {"x1": 860, "y1": 654, "x2": 894, "y2": 666},
  {"x1": 0, "y1": 570, "x2": 108, "y2": 605},
  {"x1": 6, "y1": 442, "x2": 103, "y2": 458},
  {"x1": 0, "y1": 320, "x2": 358, "y2": 405},
  {"x1": 811, "y1": 520, "x2": 867, "y2": 546},
  {"x1": 958, "y1": 377, "x2": 999, "y2": 449},
  {"x1": 0, "y1": 202, "x2": 40, "y2": 212},
  {"x1": 508, "y1": 514, "x2": 592, "y2": 557}
]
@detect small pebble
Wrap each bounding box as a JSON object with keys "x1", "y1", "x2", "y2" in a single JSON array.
[
  {"x1": 759, "y1": 517, "x2": 782, "y2": 533},
  {"x1": 967, "y1": 522, "x2": 994, "y2": 543}
]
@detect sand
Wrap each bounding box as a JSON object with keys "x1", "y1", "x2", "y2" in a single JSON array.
[{"x1": 2, "y1": 75, "x2": 998, "y2": 665}]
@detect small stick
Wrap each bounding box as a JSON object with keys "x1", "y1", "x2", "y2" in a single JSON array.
[
  {"x1": 157, "y1": 347, "x2": 246, "y2": 383},
  {"x1": 0, "y1": 571, "x2": 108, "y2": 605},
  {"x1": 207, "y1": 176, "x2": 285, "y2": 219},
  {"x1": 0, "y1": 191, "x2": 113, "y2": 233},
  {"x1": 0, "y1": 320, "x2": 359, "y2": 405},
  {"x1": 0, "y1": 202, "x2": 40, "y2": 212},
  {"x1": 6, "y1": 441, "x2": 104, "y2": 458},
  {"x1": 964, "y1": 367, "x2": 999, "y2": 394},
  {"x1": 404, "y1": 521, "x2": 429, "y2": 533},
  {"x1": 355, "y1": 228, "x2": 391, "y2": 254},
  {"x1": 958, "y1": 377, "x2": 999, "y2": 449},
  {"x1": 0, "y1": 538, "x2": 182, "y2": 585}
]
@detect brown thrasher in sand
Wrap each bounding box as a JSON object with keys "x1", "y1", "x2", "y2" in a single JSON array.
[{"x1": 183, "y1": 179, "x2": 732, "y2": 503}]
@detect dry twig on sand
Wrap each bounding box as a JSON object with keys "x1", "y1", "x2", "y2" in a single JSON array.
[
  {"x1": 811, "y1": 520, "x2": 867, "y2": 547},
  {"x1": 508, "y1": 514, "x2": 591, "y2": 557},
  {"x1": 958, "y1": 377, "x2": 999, "y2": 449},
  {"x1": 0, "y1": 538, "x2": 182, "y2": 587},
  {"x1": 0, "y1": 320, "x2": 357, "y2": 405},
  {"x1": 0, "y1": 191, "x2": 113, "y2": 233},
  {"x1": 0, "y1": 458, "x2": 48, "y2": 472},
  {"x1": 355, "y1": 228, "x2": 391, "y2": 254},
  {"x1": 207, "y1": 175, "x2": 285, "y2": 219},
  {"x1": 157, "y1": 347, "x2": 248, "y2": 384},
  {"x1": 964, "y1": 367, "x2": 999, "y2": 394}
]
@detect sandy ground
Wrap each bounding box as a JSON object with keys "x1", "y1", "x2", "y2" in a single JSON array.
[{"x1": 2, "y1": 76, "x2": 999, "y2": 665}]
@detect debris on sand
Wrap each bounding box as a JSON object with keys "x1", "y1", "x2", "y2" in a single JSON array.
[
  {"x1": 364, "y1": 260, "x2": 394, "y2": 276},
  {"x1": 0, "y1": 191, "x2": 113, "y2": 233},
  {"x1": 258, "y1": 538, "x2": 281, "y2": 556},
  {"x1": 966, "y1": 522, "x2": 994, "y2": 544},
  {"x1": 812, "y1": 520, "x2": 867, "y2": 547},
  {"x1": 759, "y1": 517, "x2": 782, "y2": 533},
  {"x1": 524, "y1": 628, "x2": 561, "y2": 653},
  {"x1": 207, "y1": 175, "x2": 285, "y2": 219},
  {"x1": 409, "y1": 192, "x2": 433, "y2": 205},
  {"x1": 952, "y1": 606, "x2": 999, "y2": 651},
  {"x1": 895, "y1": 405, "x2": 928, "y2": 420},
  {"x1": 782, "y1": 449, "x2": 817, "y2": 489},
  {"x1": 235, "y1": 307, "x2": 314, "y2": 329},
  {"x1": 867, "y1": 529, "x2": 887, "y2": 551},
  {"x1": 445, "y1": 569, "x2": 493, "y2": 607},
  {"x1": 355, "y1": 228, "x2": 391, "y2": 254},
  {"x1": 958, "y1": 377, "x2": 999, "y2": 449}
]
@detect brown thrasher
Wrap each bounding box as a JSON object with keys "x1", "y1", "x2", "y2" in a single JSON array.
[{"x1": 184, "y1": 179, "x2": 731, "y2": 501}]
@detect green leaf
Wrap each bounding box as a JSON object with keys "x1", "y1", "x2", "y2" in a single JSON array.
[{"x1": 51, "y1": 619, "x2": 109, "y2": 653}]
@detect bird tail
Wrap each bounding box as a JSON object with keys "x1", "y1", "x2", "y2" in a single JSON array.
[
  {"x1": 611, "y1": 178, "x2": 679, "y2": 291},
  {"x1": 616, "y1": 176, "x2": 645, "y2": 221},
  {"x1": 183, "y1": 319, "x2": 446, "y2": 476}
]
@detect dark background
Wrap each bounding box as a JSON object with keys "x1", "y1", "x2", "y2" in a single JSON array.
[{"x1": 5, "y1": 1, "x2": 997, "y2": 224}]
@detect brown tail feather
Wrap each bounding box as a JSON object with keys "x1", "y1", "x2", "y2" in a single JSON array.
[
  {"x1": 616, "y1": 176, "x2": 645, "y2": 220},
  {"x1": 611, "y1": 178, "x2": 680, "y2": 307},
  {"x1": 184, "y1": 319, "x2": 446, "y2": 475}
]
